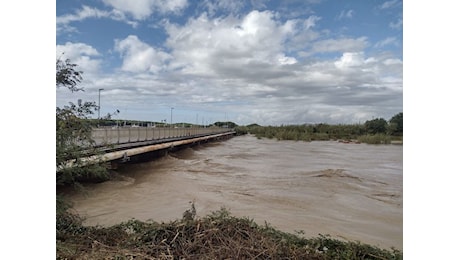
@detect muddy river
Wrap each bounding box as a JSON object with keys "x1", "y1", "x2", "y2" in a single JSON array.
[{"x1": 64, "y1": 134, "x2": 403, "y2": 250}]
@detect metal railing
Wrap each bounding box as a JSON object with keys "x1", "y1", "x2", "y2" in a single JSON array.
[{"x1": 91, "y1": 126, "x2": 233, "y2": 146}]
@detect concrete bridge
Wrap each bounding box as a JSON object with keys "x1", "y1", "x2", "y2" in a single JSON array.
[
  {"x1": 60, "y1": 126, "x2": 236, "y2": 171},
  {"x1": 91, "y1": 126, "x2": 232, "y2": 147}
]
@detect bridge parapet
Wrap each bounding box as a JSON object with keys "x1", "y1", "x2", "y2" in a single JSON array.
[{"x1": 91, "y1": 126, "x2": 232, "y2": 146}]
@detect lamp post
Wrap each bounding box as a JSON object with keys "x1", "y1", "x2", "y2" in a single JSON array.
[
  {"x1": 170, "y1": 107, "x2": 174, "y2": 126},
  {"x1": 98, "y1": 88, "x2": 104, "y2": 119},
  {"x1": 161, "y1": 119, "x2": 166, "y2": 138},
  {"x1": 170, "y1": 107, "x2": 174, "y2": 137}
]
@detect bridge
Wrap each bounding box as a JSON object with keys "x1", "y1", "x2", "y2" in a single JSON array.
[{"x1": 60, "y1": 126, "x2": 236, "y2": 171}]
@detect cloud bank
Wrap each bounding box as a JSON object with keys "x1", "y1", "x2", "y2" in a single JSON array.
[{"x1": 56, "y1": 1, "x2": 402, "y2": 125}]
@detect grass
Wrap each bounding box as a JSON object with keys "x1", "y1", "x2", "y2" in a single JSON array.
[{"x1": 57, "y1": 199, "x2": 402, "y2": 259}]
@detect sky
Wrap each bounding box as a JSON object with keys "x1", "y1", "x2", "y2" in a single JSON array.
[{"x1": 56, "y1": 0, "x2": 403, "y2": 126}]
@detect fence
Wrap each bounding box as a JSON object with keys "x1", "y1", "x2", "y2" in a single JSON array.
[{"x1": 91, "y1": 126, "x2": 232, "y2": 146}]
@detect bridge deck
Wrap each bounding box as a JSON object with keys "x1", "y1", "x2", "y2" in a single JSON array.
[
  {"x1": 96, "y1": 132, "x2": 230, "y2": 153},
  {"x1": 58, "y1": 128, "x2": 235, "y2": 171},
  {"x1": 97, "y1": 131, "x2": 235, "y2": 163}
]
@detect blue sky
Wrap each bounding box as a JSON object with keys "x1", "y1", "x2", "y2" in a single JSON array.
[{"x1": 56, "y1": 0, "x2": 403, "y2": 125}]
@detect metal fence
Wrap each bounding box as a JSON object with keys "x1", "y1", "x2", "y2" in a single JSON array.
[{"x1": 91, "y1": 126, "x2": 232, "y2": 146}]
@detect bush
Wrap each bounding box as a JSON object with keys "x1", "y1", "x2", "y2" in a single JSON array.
[{"x1": 357, "y1": 134, "x2": 392, "y2": 144}]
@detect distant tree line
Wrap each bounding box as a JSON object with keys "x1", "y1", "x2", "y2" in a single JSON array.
[{"x1": 235, "y1": 112, "x2": 403, "y2": 144}]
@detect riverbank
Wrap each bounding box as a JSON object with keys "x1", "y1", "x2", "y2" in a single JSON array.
[
  {"x1": 57, "y1": 199, "x2": 402, "y2": 259},
  {"x1": 235, "y1": 124, "x2": 403, "y2": 144}
]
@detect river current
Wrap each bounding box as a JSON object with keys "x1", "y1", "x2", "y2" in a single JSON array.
[{"x1": 65, "y1": 134, "x2": 403, "y2": 250}]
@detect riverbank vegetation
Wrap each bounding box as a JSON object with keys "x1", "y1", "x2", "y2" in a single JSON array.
[
  {"x1": 57, "y1": 199, "x2": 402, "y2": 259},
  {"x1": 235, "y1": 113, "x2": 403, "y2": 144},
  {"x1": 56, "y1": 58, "x2": 108, "y2": 187}
]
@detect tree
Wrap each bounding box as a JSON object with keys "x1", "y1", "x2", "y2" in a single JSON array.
[
  {"x1": 56, "y1": 58, "x2": 108, "y2": 186},
  {"x1": 56, "y1": 57, "x2": 84, "y2": 92},
  {"x1": 214, "y1": 121, "x2": 238, "y2": 128},
  {"x1": 388, "y1": 112, "x2": 403, "y2": 136},
  {"x1": 364, "y1": 118, "x2": 388, "y2": 135}
]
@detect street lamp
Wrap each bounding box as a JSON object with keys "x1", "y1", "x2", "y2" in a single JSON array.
[
  {"x1": 170, "y1": 107, "x2": 174, "y2": 137},
  {"x1": 98, "y1": 88, "x2": 104, "y2": 119},
  {"x1": 170, "y1": 107, "x2": 174, "y2": 127}
]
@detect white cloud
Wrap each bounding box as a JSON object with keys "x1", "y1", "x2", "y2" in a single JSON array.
[
  {"x1": 57, "y1": 1, "x2": 189, "y2": 30},
  {"x1": 250, "y1": 0, "x2": 269, "y2": 9},
  {"x1": 57, "y1": 5, "x2": 109, "y2": 24},
  {"x1": 390, "y1": 18, "x2": 403, "y2": 30},
  {"x1": 338, "y1": 9, "x2": 354, "y2": 20},
  {"x1": 238, "y1": 10, "x2": 278, "y2": 37},
  {"x1": 165, "y1": 10, "x2": 301, "y2": 77},
  {"x1": 311, "y1": 37, "x2": 368, "y2": 53},
  {"x1": 201, "y1": 0, "x2": 245, "y2": 16},
  {"x1": 57, "y1": 44, "x2": 402, "y2": 125},
  {"x1": 277, "y1": 54, "x2": 297, "y2": 65},
  {"x1": 380, "y1": 0, "x2": 400, "y2": 9},
  {"x1": 56, "y1": 4, "x2": 402, "y2": 125},
  {"x1": 334, "y1": 52, "x2": 365, "y2": 69},
  {"x1": 56, "y1": 42, "x2": 102, "y2": 75},
  {"x1": 374, "y1": 37, "x2": 398, "y2": 48},
  {"x1": 114, "y1": 35, "x2": 172, "y2": 73},
  {"x1": 56, "y1": 5, "x2": 138, "y2": 34},
  {"x1": 102, "y1": 0, "x2": 150, "y2": 19},
  {"x1": 383, "y1": 58, "x2": 402, "y2": 66},
  {"x1": 56, "y1": 0, "x2": 187, "y2": 28},
  {"x1": 284, "y1": 16, "x2": 321, "y2": 53},
  {"x1": 304, "y1": 15, "x2": 321, "y2": 30},
  {"x1": 101, "y1": 0, "x2": 188, "y2": 19},
  {"x1": 93, "y1": 11, "x2": 400, "y2": 125}
]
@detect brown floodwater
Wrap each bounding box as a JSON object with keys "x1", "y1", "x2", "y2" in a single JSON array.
[{"x1": 64, "y1": 134, "x2": 403, "y2": 250}]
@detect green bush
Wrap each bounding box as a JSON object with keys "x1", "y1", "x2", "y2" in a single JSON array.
[{"x1": 357, "y1": 134, "x2": 392, "y2": 144}]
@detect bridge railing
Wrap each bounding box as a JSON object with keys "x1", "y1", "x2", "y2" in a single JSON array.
[{"x1": 91, "y1": 126, "x2": 232, "y2": 146}]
